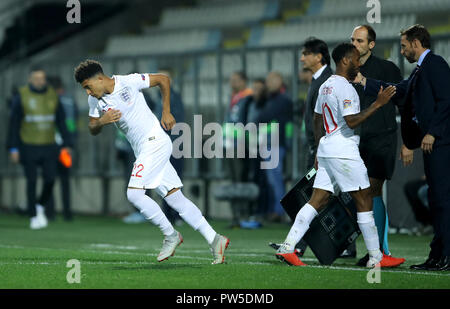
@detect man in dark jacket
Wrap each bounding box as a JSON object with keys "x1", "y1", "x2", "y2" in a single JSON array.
[
  {"x1": 350, "y1": 25, "x2": 405, "y2": 264},
  {"x1": 223, "y1": 71, "x2": 253, "y2": 228},
  {"x1": 46, "y1": 76, "x2": 78, "y2": 221},
  {"x1": 301, "y1": 37, "x2": 333, "y2": 168},
  {"x1": 7, "y1": 66, "x2": 72, "y2": 229},
  {"x1": 357, "y1": 25, "x2": 450, "y2": 271},
  {"x1": 255, "y1": 72, "x2": 293, "y2": 222}
]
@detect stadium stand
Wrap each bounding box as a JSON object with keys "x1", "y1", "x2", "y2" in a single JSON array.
[
  {"x1": 104, "y1": 29, "x2": 222, "y2": 56},
  {"x1": 309, "y1": 0, "x2": 450, "y2": 17},
  {"x1": 249, "y1": 14, "x2": 417, "y2": 47},
  {"x1": 157, "y1": 0, "x2": 279, "y2": 29}
]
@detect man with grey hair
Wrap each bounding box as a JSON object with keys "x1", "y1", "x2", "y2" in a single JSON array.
[{"x1": 350, "y1": 24, "x2": 405, "y2": 265}]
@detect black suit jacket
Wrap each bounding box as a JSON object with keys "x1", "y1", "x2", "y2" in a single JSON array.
[
  {"x1": 304, "y1": 65, "x2": 333, "y2": 148},
  {"x1": 365, "y1": 51, "x2": 450, "y2": 149}
]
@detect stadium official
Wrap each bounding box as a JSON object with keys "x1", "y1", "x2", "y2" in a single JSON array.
[{"x1": 350, "y1": 25, "x2": 405, "y2": 265}]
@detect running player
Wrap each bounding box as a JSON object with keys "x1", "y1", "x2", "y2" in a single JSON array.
[
  {"x1": 74, "y1": 60, "x2": 229, "y2": 264},
  {"x1": 275, "y1": 43, "x2": 402, "y2": 268}
]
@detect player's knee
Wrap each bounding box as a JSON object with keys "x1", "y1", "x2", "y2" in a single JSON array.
[{"x1": 127, "y1": 188, "x2": 145, "y2": 204}]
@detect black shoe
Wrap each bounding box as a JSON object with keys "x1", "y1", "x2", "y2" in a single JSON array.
[
  {"x1": 356, "y1": 253, "x2": 370, "y2": 267},
  {"x1": 434, "y1": 256, "x2": 450, "y2": 271},
  {"x1": 410, "y1": 257, "x2": 441, "y2": 271}
]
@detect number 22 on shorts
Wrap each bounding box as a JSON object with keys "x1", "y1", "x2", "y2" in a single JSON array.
[{"x1": 131, "y1": 163, "x2": 144, "y2": 177}]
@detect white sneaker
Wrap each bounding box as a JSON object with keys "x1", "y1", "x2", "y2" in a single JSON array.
[
  {"x1": 30, "y1": 216, "x2": 44, "y2": 230},
  {"x1": 276, "y1": 242, "x2": 294, "y2": 254},
  {"x1": 157, "y1": 231, "x2": 183, "y2": 262},
  {"x1": 210, "y1": 234, "x2": 230, "y2": 264},
  {"x1": 36, "y1": 204, "x2": 48, "y2": 228}
]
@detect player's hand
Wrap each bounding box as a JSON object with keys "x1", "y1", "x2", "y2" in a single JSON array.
[
  {"x1": 161, "y1": 111, "x2": 176, "y2": 131},
  {"x1": 421, "y1": 134, "x2": 435, "y2": 154},
  {"x1": 375, "y1": 85, "x2": 396, "y2": 107},
  {"x1": 353, "y1": 72, "x2": 365, "y2": 86},
  {"x1": 101, "y1": 109, "x2": 122, "y2": 124},
  {"x1": 10, "y1": 151, "x2": 19, "y2": 164},
  {"x1": 400, "y1": 144, "x2": 414, "y2": 166}
]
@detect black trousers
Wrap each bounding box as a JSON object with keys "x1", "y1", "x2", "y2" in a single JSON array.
[
  {"x1": 19, "y1": 144, "x2": 58, "y2": 218},
  {"x1": 404, "y1": 179, "x2": 431, "y2": 226},
  {"x1": 423, "y1": 145, "x2": 450, "y2": 257}
]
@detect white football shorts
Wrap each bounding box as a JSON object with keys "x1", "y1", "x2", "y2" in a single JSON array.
[
  {"x1": 128, "y1": 131, "x2": 183, "y2": 197},
  {"x1": 313, "y1": 156, "x2": 370, "y2": 193}
]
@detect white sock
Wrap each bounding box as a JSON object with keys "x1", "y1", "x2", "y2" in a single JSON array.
[
  {"x1": 165, "y1": 190, "x2": 216, "y2": 245},
  {"x1": 357, "y1": 211, "x2": 382, "y2": 259},
  {"x1": 284, "y1": 203, "x2": 318, "y2": 251},
  {"x1": 127, "y1": 189, "x2": 174, "y2": 236}
]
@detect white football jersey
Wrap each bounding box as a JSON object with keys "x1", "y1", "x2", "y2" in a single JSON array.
[
  {"x1": 88, "y1": 73, "x2": 164, "y2": 156},
  {"x1": 314, "y1": 75, "x2": 361, "y2": 159}
]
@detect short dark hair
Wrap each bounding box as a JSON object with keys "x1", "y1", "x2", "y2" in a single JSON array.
[
  {"x1": 332, "y1": 43, "x2": 357, "y2": 66},
  {"x1": 30, "y1": 64, "x2": 45, "y2": 74},
  {"x1": 360, "y1": 24, "x2": 376, "y2": 42},
  {"x1": 400, "y1": 24, "x2": 431, "y2": 49},
  {"x1": 74, "y1": 59, "x2": 104, "y2": 83},
  {"x1": 303, "y1": 37, "x2": 330, "y2": 66}
]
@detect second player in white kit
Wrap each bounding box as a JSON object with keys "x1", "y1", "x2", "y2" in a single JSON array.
[
  {"x1": 275, "y1": 43, "x2": 403, "y2": 268},
  {"x1": 313, "y1": 74, "x2": 370, "y2": 193},
  {"x1": 75, "y1": 60, "x2": 229, "y2": 264}
]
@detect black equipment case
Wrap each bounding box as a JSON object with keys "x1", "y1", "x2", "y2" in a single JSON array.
[{"x1": 280, "y1": 168, "x2": 361, "y2": 265}]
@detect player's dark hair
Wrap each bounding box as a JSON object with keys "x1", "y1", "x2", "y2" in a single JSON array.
[
  {"x1": 74, "y1": 59, "x2": 104, "y2": 83},
  {"x1": 360, "y1": 24, "x2": 376, "y2": 42},
  {"x1": 332, "y1": 43, "x2": 357, "y2": 65},
  {"x1": 303, "y1": 37, "x2": 331, "y2": 66},
  {"x1": 400, "y1": 24, "x2": 431, "y2": 49}
]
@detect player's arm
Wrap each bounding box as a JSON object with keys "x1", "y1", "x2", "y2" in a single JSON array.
[
  {"x1": 88, "y1": 109, "x2": 122, "y2": 136},
  {"x1": 149, "y1": 73, "x2": 175, "y2": 130},
  {"x1": 355, "y1": 72, "x2": 407, "y2": 106},
  {"x1": 313, "y1": 112, "x2": 325, "y2": 147},
  {"x1": 344, "y1": 86, "x2": 396, "y2": 129}
]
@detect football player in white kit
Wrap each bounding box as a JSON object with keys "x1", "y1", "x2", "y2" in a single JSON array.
[
  {"x1": 275, "y1": 43, "x2": 403, "y2": 268},
  {"x1": 74, "y1": 60, "x2": 229, "y2": 264}
]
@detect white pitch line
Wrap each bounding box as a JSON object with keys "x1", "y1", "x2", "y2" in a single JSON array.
[
  {"x1": 301, "y1": 264, "x2": 450, "y2": 277},
  {"x1": 1, "y1": 244, "x2": 449, "y2": 277}
]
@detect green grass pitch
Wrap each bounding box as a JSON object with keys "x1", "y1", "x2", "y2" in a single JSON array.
[{"x1": 0, "y1": 213, "x2": 449, "y2": 289}]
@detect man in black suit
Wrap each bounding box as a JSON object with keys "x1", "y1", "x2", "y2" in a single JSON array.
[
  {"x1": 295, "y1": 38, "x2": 332, "y2": 255},
  {"x1": 302, "y1": 37, "x2": 333, "y2": 169},
  {"x1": 350, "y1": 25, "x2": 405, "y2": 265},
  {"x1": 357, "y1": 24, "x2": 450, "y2": 271}
]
